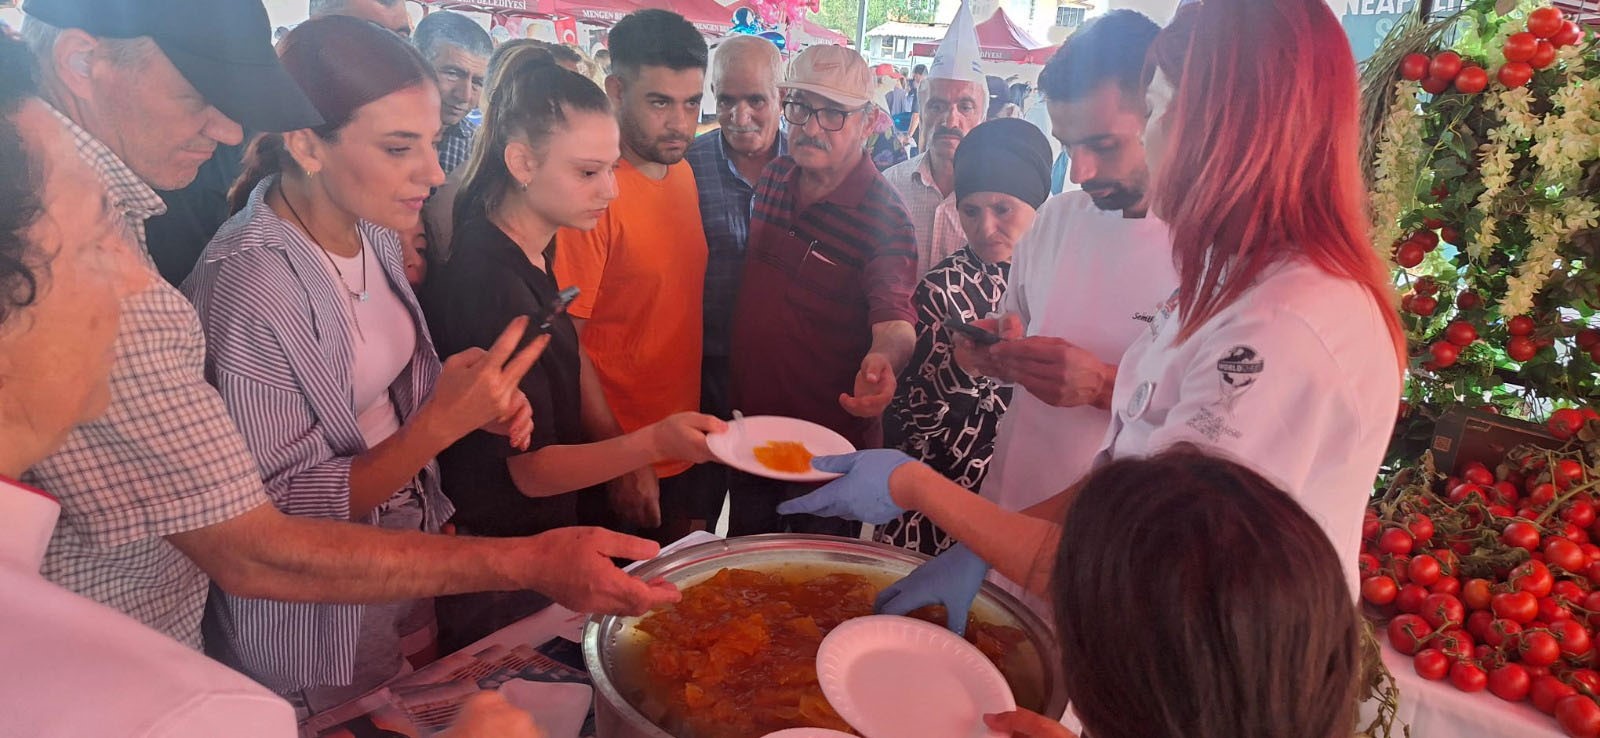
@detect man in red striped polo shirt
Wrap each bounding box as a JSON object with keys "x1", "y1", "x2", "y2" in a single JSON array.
[{"x1": 728, "y1": 45, "x2": 919, "y2": 537}]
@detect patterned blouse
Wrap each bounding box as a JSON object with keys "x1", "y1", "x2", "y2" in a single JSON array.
[{"x1": 879, "y1": 246, "x2": 1012, "y2": 555}]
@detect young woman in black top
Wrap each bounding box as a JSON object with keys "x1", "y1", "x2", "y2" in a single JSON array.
[{"x1": 427, "y1": 46, "x2": 723, "y2": 651}]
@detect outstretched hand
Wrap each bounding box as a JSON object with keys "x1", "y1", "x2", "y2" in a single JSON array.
[
  {"x1": 874, "y1": 543, "x2": 990, "y2": 634},
  {"x1": 775, "y1": 450, "x2": 916, "y2": 525}
]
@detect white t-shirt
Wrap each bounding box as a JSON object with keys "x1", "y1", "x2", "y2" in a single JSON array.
[
  {"x1": 980, "y1": 191, "x2": 1177, "y2": 513},
  {"x1": 318, "y1": 239, "x2": 417, "y2": 448},
  {"x1": 0, "y1": 479, "x2": 294, "y2": 737},
  {"x1": 1093, "y1": 259, "x2": 1402, "y2": 594}
]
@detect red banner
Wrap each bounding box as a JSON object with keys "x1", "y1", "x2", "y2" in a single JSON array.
[{"x1": 553, "y1": 16, "x2": 578, "y2": 44}]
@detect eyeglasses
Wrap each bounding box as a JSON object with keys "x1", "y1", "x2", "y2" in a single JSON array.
[{"x1": 782, "y1": 100, "x2": 861, "y2": 132}]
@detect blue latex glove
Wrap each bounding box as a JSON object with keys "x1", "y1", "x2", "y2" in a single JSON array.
[
  {"x1": 775, "y1": 450, "x2": 915, "y2": 524},
  {"x1": 875, "y1": 543, "x2": 990, "y2": 636}
]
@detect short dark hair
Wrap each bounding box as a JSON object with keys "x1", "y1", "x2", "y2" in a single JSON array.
[
  {"x1": 0, "y1": 31, "x2": 43, "y2": 327},
  {"x1": 1038, "y1": 9, "x2": 1159, "y2": 105},
  {"x1": 912, "y1": 63, "x2": 927, "y2": 76},
  {"x1": 413, "y1": 10, "x2": 492, "y2": 62},
  {"x1": 1053, "y1": 445, "x2": 1360, "y2": 738},
  {"x1": 606, "y1": 9, "x2": 707, "y2": 79}
]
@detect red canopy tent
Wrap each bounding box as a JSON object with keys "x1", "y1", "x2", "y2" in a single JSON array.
[{"x1": 911, "y1": 7, "x2": 1058, "y2": 64}]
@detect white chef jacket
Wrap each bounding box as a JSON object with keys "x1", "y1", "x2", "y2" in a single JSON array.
[
  {"x1": 0, "y1": 477, "x2": 295, "y2": 737},
  {"x1": 980, "y1": 190, "x2": 1178, "y2": 513},
  {"x1": 1092, "y1": 259, "x2": 1402, "y2": 594}
]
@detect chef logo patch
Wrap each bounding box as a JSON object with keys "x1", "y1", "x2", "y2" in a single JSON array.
[{"x1": 1215, "y1": 345, "x2": 1264, "y2": 412}]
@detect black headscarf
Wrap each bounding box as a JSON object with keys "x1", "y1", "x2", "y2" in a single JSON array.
[{"x1": 953, "y1": 118, "x2": 1053, "y2": 210}]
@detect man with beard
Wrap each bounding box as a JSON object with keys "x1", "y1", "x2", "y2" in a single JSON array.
[
  {"x1": 554, "y1": 10, "x2": 711, "y2": 542},
  {"x1": 726, "y1": 44, "x2": 917, "y2": 536},
  {"x1": 883, "y1": 1, "x2": 987, "y2": 275},
  {"x1": 954, "y1": 10, "x2": 1177, "y2": 538},
  {"x1": 414, "y1": 11, "x2": 490, "y2": 178}
]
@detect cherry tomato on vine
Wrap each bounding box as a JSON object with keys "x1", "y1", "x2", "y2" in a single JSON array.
[
  {"x1": 1511, "y1": 559, "x2": 1555, "y2": 597},
  {"x1": 1557, "y1": 695, "x2": 1600, "y2": 738},
  {"x1": 1504, "y1": 522, "x2": 1543, "y2": 552},
  {"x1": 1553, "y1": 619, "x2": 1593, "y2": 656},
  {"x1": 1510, "y1": 316, "x2": 1537, "y2": 336},
  {"x1": 1400, "y1": 52, "x2": 1431, "y2": 80},
  {"x1": 1362, "y1": 575, "x2": 1398, "y2": 606},
  {"x1": 1549, "y1": 538, "x2": 1589, "y2": 572},
  {"x1": 1568, "y1": 501, "x2": 1598, "y2": 529},
  {"x1": 1533, "y1": 675, "x2": 1580, "y2": 714},
  {"x1": 1363, "y1": 510, "x2": 1381, "y2": 540},
  {"x1": 1540, "y1": 595, "x2": 1574, "y2": 622},
  {"x1": 1504, "y1": 32, "x2": 1539, "y2": 62},
  {"x1": 1521, "y1": 630, "x2": 1562, "y2": 667},
  {"x1": 1381, "y1": 527, "x2": 1416, "y2": 555},
  {"x1": 1509, "y1": 336, "x2": 1539, "y2": 362},
  {"x1": 1464, "y1": 463, "x2": 1496, "y2": 486},
  {"x1": 1397, "y1": 241, "x2": 1427, "y2": 268},
  {"x1": 1571, "y1": 669, "x2": 1600, "y2": 695},
  {"x1": 1557, "y1": 459, "x2": 1587, "y2": 488},
  {"x1": 1444, "y1": 321, "x2": 1479, "y2": 347},
  {"x1": 1489, "y1": 662, "x2": 1532, "y2": 702},
  {"x1": 1464, "y1": 578, "x2": 1494, "y2": 610},
  {"x1": 1554, "y1": 20, "x2": 1586, "y2": 47},
  {"x1": 1483, "y1": 618, "x2": 1523, "y2": 648},
  {"x1": 1493, "y1": 591, "x2": 1541, "y2": 623},
  {"x1": 1467, "y1": 609, "x2": 1496, "y2": 639},
  {"x1": 1554, "y1": 408, "x2": 1588, "y2": 440},
  {"x1": 1440, "y1": 225, "x2": 1463, "y2": 245},
  {"x1": 1529, "y1": 7, "x2": 1566, "y2": 38},
  {"x1": 1532, "y1": 482, "x2": 1558, "y2": 507},
  {"x1": 1409, "y1": 555, "x2": 1443, "y2": 587},
  {"x1": 1423, "y1": 593, "x2": 1465, "y2": 628},
  {"x1": 1407, "y1": 513, "x2": 1436, "y2": 542},
  {"x1": 1458, "y1": 290, "x2": 1484, "y2": 310},
  {"x1": 1389, "y1": 613, "x2": 1434, "y2": 655},
  {"x1": 1414, "y1": 648, "x2": 1451, "y2": 680},
  {"x1": 1450, "y1": 660, "x2": 1488, "y2": 692},
  {"x1": 1421, "y1": 76, "x2": 1451, "y2": 95},
  {"x1": 1430, "y1": 51, "x2": 1463, "y2": 80},
  {"x1": 1530, "y1": 39, "x2": 1557, "y2": 69},
  {"x1": 1359, "y1": 552, "x2": 1382, "y2": 578},
  {"x1": 1498, "y1": 61, "x2": 1535, "y2": 88},
  {"x1": 1437, "y1": 627, "x2": 1475, "y2": 661},
  {"x1": 1431, "y1": 576, "x2": 1462, "y2": 597},
  {"x1": 1397, "y1": 583, "x2": 1431, "y2": 614}
]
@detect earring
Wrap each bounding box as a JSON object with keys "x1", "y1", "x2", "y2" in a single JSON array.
[{"x1": 519, "y1": 180, "x2": 529, "y2": 191}]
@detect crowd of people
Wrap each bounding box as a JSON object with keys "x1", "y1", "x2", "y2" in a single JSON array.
[{"x1": 0, "y1": 0, "x2": 1402, "y2": 736}]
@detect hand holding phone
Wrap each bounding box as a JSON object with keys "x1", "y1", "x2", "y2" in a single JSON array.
[
  {"x1": 945, "y1": 318, "x2": 1003, "y2": 346},
  {"x1": 530, "y1": 286, "x2": 580, "y2": 337}
]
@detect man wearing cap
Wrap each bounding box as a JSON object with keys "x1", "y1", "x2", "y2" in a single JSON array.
[
  {"x1": 413, "y1": 10, "x2": 490, "y2": 177},
  {"x1": 882, "y1": 1, "x2": 988, "y2": 275},
  {"x1": 17, "y1": 0, "x2": 678, "y2": 652},
  {"x1": 726, "y1": 44, "x2": 918, "y2": 536}
]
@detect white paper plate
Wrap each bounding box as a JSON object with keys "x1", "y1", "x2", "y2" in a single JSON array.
[
  {"x1": 497, "y1": 679, "x2": 592, "y2": 738},
  {"x1": 706, "y1": 415, "x2": 856, "y2": 482},
  {"x1": 760, "y1": 729, "x2": 859, "y2": 738},
  {"x1": 817, "y1": 615, "x2": 1015, "y2": 738}
]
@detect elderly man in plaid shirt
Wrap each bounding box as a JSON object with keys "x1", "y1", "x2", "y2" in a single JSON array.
[{"x1": 17, "y1": 0, "x2": 677, "y2": 653}]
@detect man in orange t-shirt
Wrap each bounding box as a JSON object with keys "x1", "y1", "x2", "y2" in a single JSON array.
[{"x1": 556, "y1": 9, "x2": 712, "y2": 542}]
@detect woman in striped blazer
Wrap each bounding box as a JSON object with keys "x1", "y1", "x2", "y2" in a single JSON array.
[{"x1": 182, "y1": 17, "x2": 542, "y2": 712}]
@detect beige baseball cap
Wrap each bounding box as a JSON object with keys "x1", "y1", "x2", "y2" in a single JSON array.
[{"x1": 781, "y1": 44, "x2": 874, "y2": 109}]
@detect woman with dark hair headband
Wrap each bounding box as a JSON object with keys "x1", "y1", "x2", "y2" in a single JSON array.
[{"x1": 879, "y1": 118, "x2": 1051, "y2": 556}]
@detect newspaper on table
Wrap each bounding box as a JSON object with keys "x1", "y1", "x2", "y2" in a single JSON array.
[{"x1": 298, "y1": 531, "x2": 721, "y2": 738}]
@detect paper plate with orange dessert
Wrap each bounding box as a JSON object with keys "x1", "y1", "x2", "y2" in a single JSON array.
[{"x1": 707, "y1": 415, "x2": 857, "y2": 482}]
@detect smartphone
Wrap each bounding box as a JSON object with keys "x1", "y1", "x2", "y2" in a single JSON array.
[
  {"x1": 945, "y1": 318, "x2": 1002, "y2": 346},
  {"x1": 530, "y1": 286, "x2": 580, "y2": 337}
]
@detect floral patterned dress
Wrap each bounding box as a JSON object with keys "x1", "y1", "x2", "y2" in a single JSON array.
[{"x1": 878, "y1": 246, "x2": 1012, "y2": 555}]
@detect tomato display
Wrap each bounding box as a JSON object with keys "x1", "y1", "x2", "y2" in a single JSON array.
[{"x1": 1365, "y1": 424, "x2": 1600, "y2": 737}]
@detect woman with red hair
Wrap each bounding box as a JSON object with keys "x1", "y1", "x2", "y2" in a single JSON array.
[{"x1": 779, "y1": 0, "x2": 1403, "y2": 731}]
